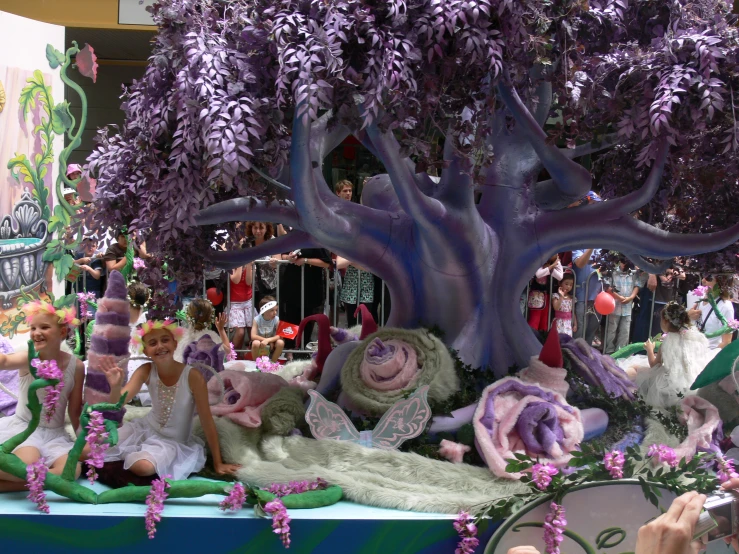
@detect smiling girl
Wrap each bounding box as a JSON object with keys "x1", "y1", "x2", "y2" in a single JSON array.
[
  {"x1": 0, "y1": 301, "x2": 84, "y2": 492},
  {"x1": 97, "y1": 320, "x2": 240, "y2": 480}
]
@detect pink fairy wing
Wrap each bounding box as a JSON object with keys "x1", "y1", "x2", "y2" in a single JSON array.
[
  {"x1": 306, "y1": 390, "x2": 360, "y2": 443},
  {"x1": 371, "y1": 385, "x2": 431, "y2": 450}
]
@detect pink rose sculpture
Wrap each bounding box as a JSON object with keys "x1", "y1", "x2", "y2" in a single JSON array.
[{"x1": 473, "y1": 377, "x2": 584, "y2": 479}]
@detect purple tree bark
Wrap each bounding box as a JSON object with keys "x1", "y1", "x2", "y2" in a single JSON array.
[{"x1": 196, "y1": 86, "x2": 739, "y2": 374}]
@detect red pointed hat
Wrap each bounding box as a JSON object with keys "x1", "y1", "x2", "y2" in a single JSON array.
[
  {"x1": 355, "y1": 304, "x2": 378, "y2": 339},
  {"x1": 296, "y1": 314, "x2": 331, "y2": 373},
  {"x1": 539, "y1": 319, "x2": 563, "y2": 368}
]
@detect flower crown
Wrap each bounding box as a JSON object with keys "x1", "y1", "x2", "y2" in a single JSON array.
[
  {"x1": 131, "y1": 319, "x2": 185, "y2": 352},
  {"x1": 25, "y1": 300, "x2": 80, "y2": 327},
  {"x1": 663, "y1": 302, "x2": 688, "y2": 330}
]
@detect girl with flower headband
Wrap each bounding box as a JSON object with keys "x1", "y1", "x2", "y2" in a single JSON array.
[
  {"x1": 621, "y1": 302, "x2": 716, "y2": 409},
  {"x1": 96, "y1": 319, "x2": 241, "y2": 480},
  {"x1": 0, "y1": 301, "x2": 85, "y2": 492}
]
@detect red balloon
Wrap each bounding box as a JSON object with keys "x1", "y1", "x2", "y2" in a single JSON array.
[
  {"x1": 206, "y1": 287, "x2": 223, "y2": 306},
  {"x1": 594, "y1": 291, "x2": 616, "y2": 315}
]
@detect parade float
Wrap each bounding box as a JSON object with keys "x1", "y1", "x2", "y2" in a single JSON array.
[{"x1": 1, "y1": 0, "x2": 739, "y2": 552}]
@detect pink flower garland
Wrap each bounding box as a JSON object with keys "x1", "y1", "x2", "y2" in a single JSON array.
[
  {"x1": 133, "y1": 257, "x2": 146, "y2": 270},
  {"x1": 84, "y1": 410, "x2": 110, "y2": 484},
  {"x1": 31, "y1": 359, "x2": 64, "y2": 423},
  {"x1": 264, "y1": 498, "x2": 291, "y2": 548},
  {"x1": 453, "y1": 511, "x2": 479, "y2": 554},
  {"x1": 145, "y1": 475, "x2": 171, "y2": 539},
  {"x1": 604, "y1": 450, "x2": 625, "y2": 479},
  {"x1": 544, "y1": 502, "x2": 567, "y2": 554},
  {"x1": 531, "y1": 463, "x2": 559, "y2": 491},
  {"x1": 227, "y1": 343, "x2": 237, "y2": 361},
  {"x1": 219, "y1": 482, "x2": 247, "y2": 511},
  {"x1": 77, "y1": 292, "x2": 97, "y2": 318},
  {"x1": 647, "y1": 444, "x2": 678, "y2": 468},
  {"x1": 26, "y1": 459, "x2": 49, "y2": 513},
  {"x1": 265, "y1": 478, "x2": 328, "y2": 497},
  {"x1": 727, "y1": 319, "x2": 739, "y2": 331},
  {"x1": 256, "y1": 355, "x2": 280, "y2": 373}
]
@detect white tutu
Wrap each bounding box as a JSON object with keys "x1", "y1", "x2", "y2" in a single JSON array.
[
  {"x1": 618, "y1": 328, "x2": 718, "y2": 409},
  {"x1": 104, "y1": 416, "x2": 205, "y2": 480},
  {"x1": 0, "y1": 418, "x2": 74, "y2": 466}
]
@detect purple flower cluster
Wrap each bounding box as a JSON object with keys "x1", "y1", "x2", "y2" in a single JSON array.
[
  {"x1": 544, "y1": 502, "x2": 567, "y2": 554},
  {"x1": 265, "y1": 478, "x2": 328, "y2": 497},
  {"x1": 219, "y1": 482, "x2": 247, "y2": 512},
  {"x1": 531, "y1": 463, "x2": 559, "y2": 491},
  {"x1": 145, "y1": 475, "x2": 171, "y2": 539},
  {"x1": 77, "y1": 292, "x2": 97, "y2": 318},
  {"x1": 31, "y1": 359, "x2": 64, "y2": 423},
  {"x1": 133, "y1": 257, "x2": 146, "y2": 270},
  {"x1": 604, "y1": 450, "x2": 625, "y2": 479},
  {"x1": 727, "y1": 319, "x2": 739, "y2": 331},
  {"x1": 647, "y1": 444, "x2": 679, "y2": 468},
  {"x1": 264, "y1": 498, "x2": 291, "y2": 549},
  {"x1": 26, "y1": 459, "x2": 49, "y2": 513},
  {"x1": 256, "y1": 355, "x2": 280, "y2": 373},
  {"x1": 84, "y1": 410, "x2": 110, "y2": 484},
  {"x1": 453, "y1": 511, "x2": 479, "y2": 554},
  {"x1": 227, "y1": 343, "x2": 237, "y2": 361},
  {"x1": 692, "y1": 285, "x2": 712, "y2": 299},
  {"x1": 716, "y1": 455, "x2": 739, "y2": 483}
]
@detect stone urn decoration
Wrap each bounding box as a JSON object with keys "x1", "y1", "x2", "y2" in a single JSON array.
[{"x1": 0, "y1": 192, "x2": 51, "y2": 308}]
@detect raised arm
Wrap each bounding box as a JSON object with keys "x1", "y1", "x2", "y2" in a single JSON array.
[
  {"x1": 0, "y1": 351, "x2": 31, "y2": 375},
  {"x1": 99, "y1": 357, "x2": 150, "y2": 404}
]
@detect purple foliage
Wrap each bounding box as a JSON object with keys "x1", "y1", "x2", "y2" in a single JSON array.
[{"x1": 87, "y1": 0, "x2": 739, "y2": 371}]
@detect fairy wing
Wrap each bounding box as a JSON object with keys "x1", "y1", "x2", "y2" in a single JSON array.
[
  {"x1": 306, "y1": 389, "x2": 361, "y2": 443},
  {"x1": 371, "y1": 385, "x2": 431, "y2": 450}
]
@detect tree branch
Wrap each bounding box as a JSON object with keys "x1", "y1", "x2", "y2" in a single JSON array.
[
  {"x1": 205, "y1": 231, "x2": 317, "y2": 270},
  {"x1": 591, "y1": 139, "x2": 669, "y2": 216},
  {"x1": 561, "y1": 133, "x2": 621, "y2": 159},
  {"x1": 195, "y1": 197, "x2": 302, "y2": 229},
  {"x1": 497, "y1": 82, "x2": 592, "y2": 208},
  {"x1": 290, "y1": 99, "x2": 353, "y2": 240},
  {"x1": 364, "y1": 123, "x2": 444, "y2": 223}
]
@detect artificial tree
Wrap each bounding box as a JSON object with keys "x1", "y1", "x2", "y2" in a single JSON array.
[{"x1": 88, "y1": 0, "x2": 739, "y2": 373}]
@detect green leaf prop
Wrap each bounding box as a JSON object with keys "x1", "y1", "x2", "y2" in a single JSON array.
[
  {"x1": 690, "y1": 340, "x2": 739, "y2": 389},
  {"x1": 45, "y1": 44, "x2": 65, "y2": 69},
  {"x1": 51, "y1": 101, "x2": 74, "y2": 135}
]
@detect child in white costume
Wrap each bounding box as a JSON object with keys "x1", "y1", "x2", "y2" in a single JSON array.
[
  {"x1": 622, "y1": 303, "x2": 716, "y2": 409},
  {"x1": 0, "y1": 302, "x2": 85, "y2": 491},
  {"x1": 98, "y1": 320, "x2": 240, "y2": 480}
]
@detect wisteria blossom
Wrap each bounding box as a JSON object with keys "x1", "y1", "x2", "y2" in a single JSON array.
[
  {"x1": 531, "y1": 464, "x2": 559, "y2": 491},
  {"x1": 604, "y1": 450, "x2": 625, "y2": 479},
  {"x1": 544, "y1": 502, "x2": 567, "y2": 554},
  {"x1": 453, "y1": 511, "x2": 479, "y2": 554},
  {"x1": 648, "y1": 444, "x2": 679, "y2": 468},
  {"x1": 256, "y1": 356, "x2": 280, "y2": 373},
  {"x1": 31, "y1": 359, "x2": 65, "y2": 423},
  {"x1": 145, "y1": 475, "x2": 171, "y2": 539},
  {"x1": 26, "y1": 460, "x2": 50, "y2": 514},
  {"x1": 84, "y1": 410, "x2": 110, "y2": 484},
  {"x1": 264, "y1": 499, "x2": 291, "y2": 549},
  {"x1": 265, "y1": 478, "x2": 328, "y2": 498},
  {"x1": 716, "y1": 455, "x2": 739, "y2": 483},
  {"x1": 219, "y1": 482, "x2": 247, "y2": 512}
]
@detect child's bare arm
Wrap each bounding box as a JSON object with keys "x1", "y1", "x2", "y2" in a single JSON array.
[
  {"x1": 189, "y1": 370, "x2": 241, "y2": 475},
  {"x1": 100, "y1": 357, "x2": 149, "y2": 403},
  {"x1": 215, "y1": 313, "x2": 232, "y2": 358},
  {"x1": 0, "y1": 351, "x2": 31, "y2": 375}
]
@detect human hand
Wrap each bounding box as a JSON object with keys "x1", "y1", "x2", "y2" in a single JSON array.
[
  {"x1": 78, "y1": 257, "x2": 91, "y2": 264},
  {"x1": 214, "y1": 462, "x2": 242, "y2": 476},
  {"x1": 269, "y1": 258, "x2": 278, "y2": 269},
  {"x1": 215, "y1": 313, "x2": 228, "y2": 333},
  {"x1": 635, "y1": 491, "x2": 706, "y2": 554},
  {"x1": 688, "y1": 308, "x2": 702, "y2": 321},
  {"x1": 721, "y1": 477, "x2": 739, "y2": 552},
  {"x1": 98, "y1": 355, "x2": 124, "y2": 388},
  {"x1": 293, "y1": 257, "x2": 306, "y2": 267},
  {"x1": 506, "y1": 548, "x2": 541, "y2": 554},
  {"x1": 644, "y1": 339, "x2": 655, "y2": 353},
  {"x1": 621, "y1": 296, "x2": 632, "y2": 304}
]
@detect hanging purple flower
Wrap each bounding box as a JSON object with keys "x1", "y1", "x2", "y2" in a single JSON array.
[
  {"x1": 647, "y1": 444, "x2": 679, "y2": 468},
  {"x1": 716, "y1": 455, "x2": 739, "y2": 483},
  {"x1": 84, "y1": 410, "x2": 110, "y2": 484},
  {"x1": 531, "y1": 463, "x2": 559, "y2": 491},
  {"x1": 26, "y1": 459, "x2": 50, "y2": 513},
  {"x1": 227, "y1": 343, "x2": 237, "y2": 361},
  {"x1": 219, "y1": 482, "x2": 247, "y2": 512},
  {"x1": 75, "y1": 44, "x2": 98, "y2": 83},
  {"x1": 452, "y1": 511, "x2": 479, "y2": 554},
  {"x1": 604, "y1": 450, "x2": 625, "y2": 479},
  {"x1": 264, "y1": 498, "x2": 291, "y2": 548},
  {"x1": 256, "y1": 355, "x2": 280, "y2": 373},
  {"x1": 265, "y1": 478, "x2": 328, "y2": 497},
  {"x1": 543, "y1": 502, "x2": 567, "y2": 554},
  {"x1": 31, "y1": 359, "x2": 65, "y2": 423},
  {"x1": 145, "y1": 475, "x2": 171, "y2": 539},
  {"x1": 77, "y1": 292, "x2": 97, "y2": 319}
]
